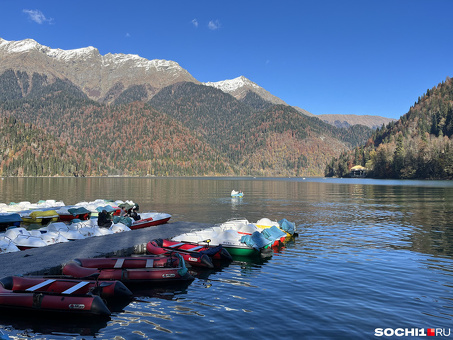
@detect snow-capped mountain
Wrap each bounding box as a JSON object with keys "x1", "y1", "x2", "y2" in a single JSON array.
[
  {"x1": 0, "y1": 37, "x2": 393, "y2": 130},
  {"x1": 0, "y1": 37, "x2": 198, "y2": 103},
  {"x1": 0, "y1": 37, "x2": 289, "y2": 107},
  {"x1": 204, "y1": 76, "x2": 287, "y2": 106}
]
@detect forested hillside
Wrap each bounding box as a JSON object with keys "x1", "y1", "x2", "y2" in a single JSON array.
[
  {"x1": 0, "y1": 116, "x2": 92, "y2": 176},
  {"x1": 0, "y1": 81, "x2": 237, "y2": 176},
  {"x1": 149, "y1": 82, "x2": 373, "y2": 175},
  {"x1": 0, "y1": 70, "x2": 377, "y2": 177},
  {"x1": 325, "y1": 77, "x2": 453, "y2": 179}
]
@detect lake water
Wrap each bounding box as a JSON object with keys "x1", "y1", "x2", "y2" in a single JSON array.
[{"x1": 0, "y1": 177, "x2": 452, "y2": 339}]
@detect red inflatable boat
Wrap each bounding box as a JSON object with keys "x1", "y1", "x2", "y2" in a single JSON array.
[
  {"x1": 0, "y1": 276, "x2": 111, "y2": 317},
  {"x1": 0, "y1": 275, "x2": 132, "y2": 300},
  {"x1": 147, "y1": 239, "x2": 233, "y2": 262},
  {"x1": 62, "y1": 254, "x2": 193, "y2": 285},
  {"x1": 146, "y1": 240, "x2": 215, "y2": 268},
  {"x1": 71, "y1": 255, "x2": 179, "y2": 269}
]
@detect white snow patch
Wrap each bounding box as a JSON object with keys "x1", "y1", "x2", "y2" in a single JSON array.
[
  {"x1": 0, "y1": 37, "x2": 183, "y2": 73},
  {"x1": 204, "y1": 76, "x2": 260, "y2": 93}
]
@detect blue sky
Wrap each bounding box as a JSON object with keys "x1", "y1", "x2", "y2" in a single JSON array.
[{"x1": 0, "y1": 0, "x2": 452, "y2": 119}]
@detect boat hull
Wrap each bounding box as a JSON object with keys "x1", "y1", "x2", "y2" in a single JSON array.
[
  {"x1": 222, "y1": 245, "x2": 261, "y2": 257},
  {"x1": 62, "y1": 262, "x2": 193, "y2": 285},
  {"x1": 146, "y1": 240, "x2": 215, "y2": 268},
  {"x1": 0, "y1": 276, "x2": 132, "y2": 300},
  {"x1": 62, "y1": 254, "x2": 193, "y2": 285},
  {"x1": 74, "y1": 256, "x2": 178, "y2": 269},
  {"x1": 58, "y1": 213, "x2": 91, "y2": 221},
  {"x1": 0, "y1": 213, "x2": 22, "y2": 231},
  {"x1": 21, "y1": 210, "x2": 59, "y2": 224},
  {"x1": 130, "y1": 213, "x2": 171, "y2": 230},
  {"x1": 0, "y1": 283, "x2": 110, "y2": 317},
  {"x1": 150, "y1": 239, "x2": 232, "y2": 261}
]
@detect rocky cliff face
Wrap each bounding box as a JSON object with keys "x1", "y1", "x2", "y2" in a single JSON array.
[{"x1": 0, "y1": 38, "x2": 199, "y2": 103}]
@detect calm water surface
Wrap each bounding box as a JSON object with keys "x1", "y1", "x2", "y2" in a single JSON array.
[{"x1": 0, "y1": 177, "x2": 452, "y2": 339}]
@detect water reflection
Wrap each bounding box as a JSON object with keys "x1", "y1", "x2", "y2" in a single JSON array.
[
  {"x1": 131, "y1": 286, "x2": 190, "y2": 302},
  {"x1": 0, "y1": 313, "x2": 108, "y2": 338},
  {"x1": 1, "y1": 178, "x2": 453, "y2": 338}
]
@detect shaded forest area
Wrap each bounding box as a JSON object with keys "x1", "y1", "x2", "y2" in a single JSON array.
[{"x1": 325, "y1": 77, "x2": 453, "y2": 179}]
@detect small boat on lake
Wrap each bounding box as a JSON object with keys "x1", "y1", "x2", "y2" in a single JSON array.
[
  {"x1": 146, "y1": 239, "x2": 217, "y2": 268},
  {"x1": 172, "y1": 229, "x2": 271, "y2": 257},
  {"x1": 0, "y1": 275, "x2": 132, "y2": 301},
  {"x1": 43, "y1": 220, "x2": 130, "y2": 240},
  {"x1": 20, "y1": 209, "x2": 59, "y2": 224},
  {"x1": 0, "y1": 276, "x2": 112, "y2": 317},
  {"x1": 56, "y1": 206, "x2": 91, "y2": 221},
  {"x1": 0, "y1": 213, "x2": 22, "y2": 231},
  {"x1": 231, "y1": 190, "x2": 243, "y2": 198},
  {"x1": 62, "y1": 254, "x2": 193, "y2": 285},
  {"x1": 147, "y1": 238, "x2": 232, "y2": 262},
  {"x1": 0, "y1": 236, "x2": 20, "y2": 254},
  {"x1": 129, "y1": 212, "x2": 171, "y2": 230},
  {"x1": 254, "y1": 218, "x2": 297, "y2": 237},
  {"x1": 4, "y1": 227, "x2": 48, "y2": 250},
  {"x1": 171, "y1": 218, "x2": 293, "y2": 257}
]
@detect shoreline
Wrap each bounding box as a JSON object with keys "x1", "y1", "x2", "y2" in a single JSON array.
[{"x1": 0, "y1": 221, "x2": 211, "y2": 278}]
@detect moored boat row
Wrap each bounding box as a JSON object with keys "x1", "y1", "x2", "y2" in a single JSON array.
[
  {"x1": 0, "y1": 199, "x2": 172, "y2": 254},
  {"x1": 0, "y1": 213, "x2": 297, "y2": 320},
  {"x1": 0, "y1": 199, "x2": 171, "y2": 228},
  {"x1": 172, "y1": 218, "x2": 296, "y2": 256},
  {"x1": 146, "y1": 238, "x2": 233, "y2": 268}
]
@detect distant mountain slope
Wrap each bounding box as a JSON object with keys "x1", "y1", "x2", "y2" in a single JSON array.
[
  {"x1": 325, "y1": 77, "x2": 453, "y2": 179},
  {"x1": 203, "y1": 76, "x2": 391, "y2": 129},
  {"x1": 0, "y1": 87, "x2": 236, "y2": 176},
  {"x1": 150, "y1": 82, "x2": 373, "y2": 175},
  {"x1": 148, "y1": 81, "x2": 252, "y2": 136},
  {"x1": 293, "y1": 106, "x2": 316, "y2": 117},
  {"x1": 227, "y1": 105, "x2": 351, "y2": 176},
  {"x1": 0, "y1": 37, "x2": 382, "y2": 177},
  {"x1": 239, "y1": 91, "x2": 274, "y2": 111},
  {"x1": 318, "y1": 114, "x2": 396, "y2": 129},
  {"x1": 0, "y1": 68, "x2": 373, "y2": 177},
  {"x1": 0, "y1": 37, "x2": 198, "y2": 104}
]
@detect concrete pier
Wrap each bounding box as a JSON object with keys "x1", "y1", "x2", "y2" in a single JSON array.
[{"x1": 0, "y1": 221, "x2": 211, "y2": 278}]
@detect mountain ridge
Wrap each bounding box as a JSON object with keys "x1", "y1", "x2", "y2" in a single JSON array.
[
  {"x1": 0, "y1": 37, "x2": 391, "y2": 128},
  {"x1": 0, "y1": 37, "x2": 404, "y2": 177},
  {"x1": 0, "y1": 37, "x2": 199, "y2": 104}
]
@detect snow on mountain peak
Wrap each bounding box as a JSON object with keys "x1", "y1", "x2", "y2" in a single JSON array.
[
  {"x1": 0, "y1": 37, "x2": 98, "y2": 60},
  {"x1": 102, "y1": 53, "x2": 182, "y2": 72},
  {"x1": 204, "y1": 75, "x2": 260, "y2": 93},
  {"x1": 46, "y1": 46, "x2": 100, "y2": 60},
  {"x1": 0, "y1": 37, "x2": 183, "y2": 73},
  {"x1": 0, "y1": 38, "x2": 42, "y2": 53}
]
